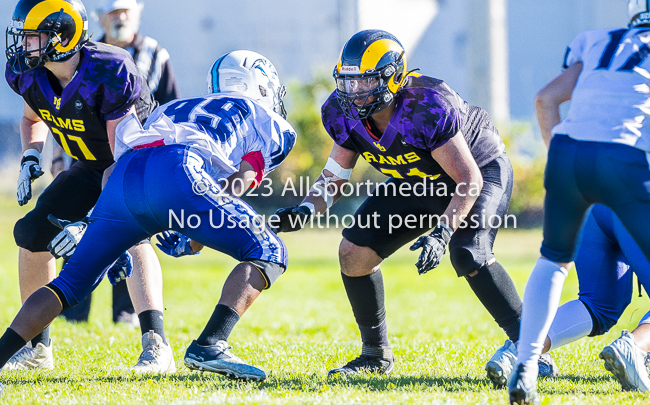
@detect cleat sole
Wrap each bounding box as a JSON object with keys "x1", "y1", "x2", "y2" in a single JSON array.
[
  {"x1": 485, "y1": 361, "x2": 508, "y2": 388},
  {"x1": 600, "y1": 346, "x2": 636, "y2": 391},
  {"x1": 184, "y1": 358, "x2": 265, "y2": 382}
]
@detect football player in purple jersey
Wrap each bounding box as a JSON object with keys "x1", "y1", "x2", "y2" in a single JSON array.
[
  {"x1": 4, "y1": 0, "x2": 173, "y2": 373},
  {"x1": 272, "y1": 29, "x2": 554, "y2": 381}
]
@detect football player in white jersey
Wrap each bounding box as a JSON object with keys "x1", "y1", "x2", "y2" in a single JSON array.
[
  {"x1": 0, "y1": 50, "x2": 295, "y2": 382},
  {"x1": 510, "y1": 2, "x2": 650, "y2": 404}
]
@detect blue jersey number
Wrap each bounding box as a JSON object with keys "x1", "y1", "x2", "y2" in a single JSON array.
[
  {"x1": 162, "y1": 97, "x2": 251, "y2": 142},
  {"x1": 597, "y1": 28, "x2": 650, "y2": 72}
]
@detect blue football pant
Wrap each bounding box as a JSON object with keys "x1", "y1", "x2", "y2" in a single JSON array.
[
  {"x1": 575, "y1": 204, "x2": 650, "y2": 334},
  {"x1": 541, "y1": 135, "x2": 650, "y2": 263},
  {"x1": 51, "y1": 145, "x2": 287, "y2": 307}
]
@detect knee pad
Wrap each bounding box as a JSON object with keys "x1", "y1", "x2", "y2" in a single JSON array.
[
  {"x1": 246, "y1": 259, "x2": 286, "y2": 289},
  {"x1": 14, "y1": 212, "x2": 51, "y2": 252},
  {"x1": 449, "y1": 245, "x2": 482, "y2": 277}
]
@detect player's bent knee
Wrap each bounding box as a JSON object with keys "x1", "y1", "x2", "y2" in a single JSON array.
[
  {"x1": 580, "y1": 299, "x2": 621, "y2": 336},
  {"x1": 245, "y1": 259, "x2": 285, "y2": 290},
  {"x1": 449, "y1": 245, "x2": 481, "y2": 277},
  {"x1": 14, "y1": 214, "x2": 43, "y2": 251},
  {"x1": 338, "y1": 238, "x2": 380, "y2": 276},
  {"x1": 44, "y1": 283, "x2": 72, "y2": 312}
]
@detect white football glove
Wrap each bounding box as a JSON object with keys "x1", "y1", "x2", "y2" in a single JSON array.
[
  {"x1": 17, "y1": 149, "x2": 44, "y2": 206},
  {"x1": 47, "y1": 215, "x2": 88, "y2": 259}
]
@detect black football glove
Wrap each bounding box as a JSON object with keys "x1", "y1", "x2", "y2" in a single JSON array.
[
  {"x1": 270, "y1": 205, "x2": 313, "y2": 233},
  {"x1": 409, "y1": 223, "x2": 453, "y2": 275}
]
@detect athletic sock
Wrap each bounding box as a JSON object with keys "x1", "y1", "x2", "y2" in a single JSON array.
[
  {"x1": 517, "y1": 257, "x2": 568, "y2": 369},
  {"x1": 31, "y1": 326, "x2": 50, "y2": 347},
  {"x1": 465, "y1": 261, "x2": 522, "y2": 342},
  {"x1": 0, "y1": 328, "x2": 27, "y2": 368},
  {"x1": 341, "y1": 270, "x2": 390, "y2": 350},
  {"x1": 547, "y1": 299, "x2": 593, "y2": 350},
  {"x1": 138, "y1": 310, "x2": 167, "y2": 344},
  {"x1": 196, "y1": 304, "x2": 240, "y2": 346}
]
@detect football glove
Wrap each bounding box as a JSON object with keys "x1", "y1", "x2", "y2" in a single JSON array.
[
  {"x1": 47, "y1": 214, "x2": 89, "y2": 259},
  {"x1": 17, "y1": 149, "x2": 44, "y2": 206},
  {"x1": 107, "y1": 251, "x2": 133, "y2": 285},
  {"x1": 155, "y1": 231, "x2": 199, "y2": 257},
  {"x1": 409, "y1": 223, "x2": 453, "y2": 275},
  {"x1": 270, "y1": 205, "x2": 313, "y2": 233}
]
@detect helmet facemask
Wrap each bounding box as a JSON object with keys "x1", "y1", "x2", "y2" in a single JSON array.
[
  {"x1": 6, "y1": 24, "x2": 62, "y2": 73},
  {"x1": 252, "y1": 60, "x2": 287, "y2": 119},
  {"x1": 5, "y1": 0, "x2": 89, "y2": 74},
  {"x1": 334, "y1": 52, "x2": 404, "y2": 121}
]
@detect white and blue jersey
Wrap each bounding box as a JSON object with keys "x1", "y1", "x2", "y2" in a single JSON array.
[
  {"x1": 115, "y1": 92, "x2": 296, "y2": 182},
  {"x1": 553, "y1": 28, "x2": 650, "y2": 152},
  {"x1": 50, "y1": 94, "x2": 296, "y2": 307}
]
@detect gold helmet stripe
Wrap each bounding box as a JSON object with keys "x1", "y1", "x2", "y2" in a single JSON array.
[
  {"x1": 359, "y1": 38, "x2": 403, "y2": 73},
  {"x1": 25, "y1": 0, "x2": 82, "y2": 53},
  {"x1": 336, "y1": 47, "x2": 344, "y2": 74}
]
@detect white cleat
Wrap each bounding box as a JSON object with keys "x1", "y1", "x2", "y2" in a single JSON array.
[
  {"x1": 486, "y1": 339, "x2": 517, "y2": 387},
  {"x1": 3, "y1": 340, "x2": 54, "y2": 371},
  {"x1": 131, "y1": 330, "x2": 176, "y2": 374},
  {"x1": 508, "y1": 363, "x2": 540, "y2": 405},
  {"x1": 486, "y1": 340, "x2": 559, "y2": 388},
  {"x1": 599, "y1": 330, "x2": 650, "y2": 392}
]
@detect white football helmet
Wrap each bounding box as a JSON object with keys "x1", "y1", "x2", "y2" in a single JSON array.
[
  {"x1": 629, "y1": 0, "x2": 650, "y2": 27},
  {"x1": 207, "y1": 50, "x2": 287, "y2": 118}
]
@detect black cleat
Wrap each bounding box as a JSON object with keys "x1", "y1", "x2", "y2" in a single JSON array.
[{"x1": 328, "y1": 352, "x2": 394, "y2": 376}]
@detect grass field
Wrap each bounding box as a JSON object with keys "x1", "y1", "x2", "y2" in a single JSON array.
[{"x1": 0, "y1": 198, "x2": 648, "y2": 404}]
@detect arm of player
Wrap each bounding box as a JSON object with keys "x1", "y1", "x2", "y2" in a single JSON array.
[
  {"x1": 302, "y1": 143, "x2": 359, "y2": 214},
  {"x1": 271, "y1": 143, "x2": 359, "y2": 233},
  {"x1": 105, "y1": 105, "x2": 138, "y2": 154},
  {"x1": 409, "y1": 131, "x2": 483, "y2": 275},
  {"x1": 224, "y1": 160, "x2": 257, "y2": 197},
  {"x1": 17, "y1": 102, "x2": 48, "y2": 205},
  {"x1": 21, "y1": 102, "x2": 48, "y2": 153},
  {"x1": 432, "y1": 131, "x2": 483, "y2": 230},
  {"x1": 535, "y1": 62, "x2": 582, "y2": 148}
]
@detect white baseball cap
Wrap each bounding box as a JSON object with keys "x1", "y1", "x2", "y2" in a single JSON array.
[{"x1": 100, "y1": 0, "x2": 143, "y2": 13}]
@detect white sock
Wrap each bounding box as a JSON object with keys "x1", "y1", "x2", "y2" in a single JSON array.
[
  {"x1": 547, "y1": 299, "x2": 593, "y2": 351},
  {"x1": 517, "y1": 257, "x2": 568, "y2": 370}
]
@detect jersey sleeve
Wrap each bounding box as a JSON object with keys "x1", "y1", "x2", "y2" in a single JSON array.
[
  {"x1": 262, "y1": 116, "x2": 297, "y2": 173},
  {"x1": 101, "y1": 57, "x2": 146, "y2": 121},
  {"x1": 321, "y1": 92, "x2": 356, "y2": 151},
  {"x1": 402, "y1": 88, "x2": 461, "y2": 150},
  {"x1": 562, "y1": 31, "x2": 587, "y2": 70},
  {"x1": 246, "y1": 107, "x2": 298, "y2": 178}
]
